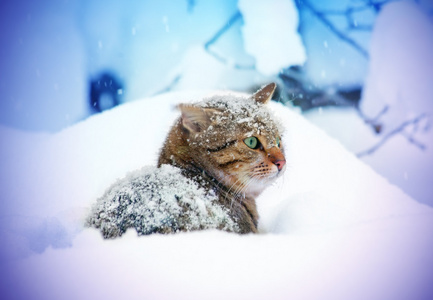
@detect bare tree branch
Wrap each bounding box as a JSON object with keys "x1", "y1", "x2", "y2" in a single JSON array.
[
  {"x1": 205, "y1": 11, "x2": 241, "y2": 49},
  {"x1": 357, "y1": 114, "x2": 429, "y2": 157},
  {"x1": 204, "y1": 10, "x2": 255, "y2": 70},
  {"x1": 301, "y1": 0, "x2": 370, "y2": 59},
  {"x1": 356, "y1": 105, "x2": 389, "y2": 133},
  {"x1": 400, "y1": 131, "x2": 427, "y2": 150}
]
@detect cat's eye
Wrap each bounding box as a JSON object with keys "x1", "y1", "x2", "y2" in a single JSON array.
[
  {"x1": 244, "y1": 137, "x2": 260, "y2": 149},
  {"x1": 276, "y1": 137, "x2": 281, "y2": 148}
]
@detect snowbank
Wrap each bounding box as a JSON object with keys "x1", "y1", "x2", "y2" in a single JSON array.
[
  {"x1": 1, "y1": 90, "x2": 433, "y2": 299},
  {"x1": 304, "y1": 1, "x2": 433, "y2": 207},
  {"x1": 238, "y1": 0, "x2": 306, "y2": 75}
]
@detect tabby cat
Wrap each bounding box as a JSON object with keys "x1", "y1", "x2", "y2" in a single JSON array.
[{"x1": 87, "y1": 83, "x2": 286, "y2": 238}]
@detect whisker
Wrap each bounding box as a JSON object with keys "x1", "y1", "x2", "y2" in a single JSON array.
[{"x1": 229, "y1": 175, "x2": 248, "y2": 206}]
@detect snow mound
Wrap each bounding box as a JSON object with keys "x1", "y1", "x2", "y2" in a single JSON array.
[
  {"x1": 238, "y1": 0, "x2": 306, "y2": 75},
  {"x1": 1, "y1": 90, "x2": 433, "y2": 299},
  {"x1": 86, "y1": 164, "x2": 237, "y2": 238}
]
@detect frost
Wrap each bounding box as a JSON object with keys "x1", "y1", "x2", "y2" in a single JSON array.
[
  {"x1": 237, "y1": 117, "x2": 253, "y2": 124},
  {"x1": 198, "y1": 93, "x2": 284, "y2": 139},
  {"x1": 86, "y1": 164, "x2": 238, "y2": 238}
]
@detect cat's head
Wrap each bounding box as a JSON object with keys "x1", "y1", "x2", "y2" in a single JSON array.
[{"x1": 175, "y1": 83, "x2": 286, "y2": 198}]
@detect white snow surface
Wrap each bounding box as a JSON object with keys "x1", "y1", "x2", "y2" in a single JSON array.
[
  {"x1": 1, "y1": 90, "x2": 433, "y2": 300},
  {"x1": 238, "y1": 0, "x2": 306, "y2": 76}
]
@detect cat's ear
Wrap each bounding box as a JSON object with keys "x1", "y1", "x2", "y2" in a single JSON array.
[
  {"x1": 252, "y1": 83, "x2": 276, "y2": 104},
  {"x1": 178, "y1": 104, "x2": 214, "y2": 133}
]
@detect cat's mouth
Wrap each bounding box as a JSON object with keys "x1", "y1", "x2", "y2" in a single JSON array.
[
  {"x1": 214, "y1": 159, "x2": 285, "y2": 198},
  {"x1": 241, "y1": 164, "x2": 285, "y2": 198}
]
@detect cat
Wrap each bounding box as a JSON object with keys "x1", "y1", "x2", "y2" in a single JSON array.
[{"x1": 86, "y1": 83, "x2": 286, "y2": 238}]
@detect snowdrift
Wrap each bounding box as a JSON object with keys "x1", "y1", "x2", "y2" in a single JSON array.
[{"x1": 1, "y1": 90, "x2": 433, "y2": 300}]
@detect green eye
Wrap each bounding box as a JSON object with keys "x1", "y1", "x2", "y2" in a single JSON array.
[
  {"x1": 244, "y1": 137, "x2": 259, "y2": 149},
  {"x1": 276, "y1": 137, "x2": 281, "y2": 147}
]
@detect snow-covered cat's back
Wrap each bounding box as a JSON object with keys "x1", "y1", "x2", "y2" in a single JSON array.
[{"x1": 86, "y1": 164, "x2": 239, "y2": 238}]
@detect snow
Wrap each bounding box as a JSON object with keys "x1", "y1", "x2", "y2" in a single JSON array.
[
  {"x1": 361, "y1": 1, "x2": 433, "y2": 130},
  {"x1": 238, "y1": 0, "x2": 306, "y2": 76},
  {"x1": 361, "y1": 2, "x2": 433, "y2": 131},
  {"x1": 299, "y1": 0, "x2": 372, "y2": 87},
  {"x1": 200, "y1": 93, "x2": 282, "y2": 139},
  {"x1": 0, "y1": 2, "x2": 432, "y2": 297},
  {"x1": 305, "y1": 1, "x2": 433, "y2": 207},
  {"x1": 1, "y1": 0, "x2": 281, "y2": 132},
  {"x1": 170, "y1": 45, "x2": 267, "y2": 92},
  {"x1": 87, "y1": 164, "x2": 238, "y2": 238},
  {"x1": 304, "y1": 107, "x2": 377, "y2": 154},
  {"x1": 1, "y1": 90, "x2": 433, "y2": 299}
]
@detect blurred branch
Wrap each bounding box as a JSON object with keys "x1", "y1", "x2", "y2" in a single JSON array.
[
  {"x1": 321, "y1": 6, "x2": 374, "y2": 31},
  {"x1": 359, "y1": 0, "x2": 395, "y2": 12},
  {"x1": 279, "y1": 66, "x2": 362, "y2": 110},
  {"x1": 357, "y1": 114, "x2": 429, "y2": 157},
  {"x1": 301, "y1": 0, "x2": 370, "y2": 59},
  {"x1": 205, "y1": 11, "x2": 241, "y2": 49},
  {"x1": 204, "y1": 10, "x2": 255, "y2": 70},
  {"x1": 357, "y1": 105, "x2": 389, "y2": 133}
]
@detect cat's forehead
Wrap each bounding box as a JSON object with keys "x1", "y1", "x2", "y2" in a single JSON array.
[
  {"x1": 199, "y1": 94, "x2": 283, "y2": 137},
  {"x1": 200, "y1": 94, "x2": 262, "y2": 115}
]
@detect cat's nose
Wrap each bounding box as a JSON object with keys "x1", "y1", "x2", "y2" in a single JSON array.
[
  {"x1": 273, "y1": 159, "x2": 286, "y2": 171},
  {"x1": 268, "y1": 148, "x2": 286, "y2": 172}
]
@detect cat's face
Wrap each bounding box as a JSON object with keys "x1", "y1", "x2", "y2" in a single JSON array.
[{"x1": 178, "y1": 83, "x2": 285, "y2": 198}]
